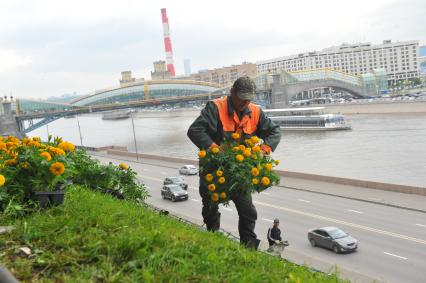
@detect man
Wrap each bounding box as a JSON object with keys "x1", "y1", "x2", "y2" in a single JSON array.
[
  {"x1": 267, "y1": 219, "x2": 282, "y2": 247},
  {"x1": 187, "y1": 76, "x2": 281, "y2": 249}
]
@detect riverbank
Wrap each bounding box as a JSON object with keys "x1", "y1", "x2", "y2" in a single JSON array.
[{"x1": 323, "y1": 99, "x2": 426, "y2": 114}]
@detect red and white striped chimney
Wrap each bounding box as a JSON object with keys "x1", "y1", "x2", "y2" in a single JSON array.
[{"x1": 161, "y1": 8, "x2": 176, "y2": 77}]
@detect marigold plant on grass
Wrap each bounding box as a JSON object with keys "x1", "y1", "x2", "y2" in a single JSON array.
[
  {"x1": 199, "y1": 134, "x2": 280, "y2": 205},
  {"x1": 0, "y1": 135, "x2": 148, "y2": 217}
]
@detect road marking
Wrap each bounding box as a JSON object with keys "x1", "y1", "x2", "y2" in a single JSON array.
[
  {"x1": 383, "y1": 252, "x2": 408, "y2": 260},
  {"x1": 222, "y1": 207, "x2": 233, "y2": 212},
  {"x1": 347, "y1": 209, "x2": 364, "y2": 214},
  {"x1": 262, "y1": 218, "x2": 273, "y2": 222},
  {"x1": 416, "y1": 224, "x2": 426, "y2": 228},
  {"x1": 298, "y1": 199, "x2": 311, "y2": 203},
  {"x1": 138, "y1": 176, "x2": 426, "y2": 245},
  {"x1": 190, "y1": 198, "x2": 200, "y2": 202},
  {"x1": 254, "y1": 200, "x2": 426, "y2": 245},
  {"x1": 141, "y1": 176, "x2": 163, "y2": 182}
]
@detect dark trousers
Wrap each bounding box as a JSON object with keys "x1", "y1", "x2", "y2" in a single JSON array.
[{"x1": 199, "y1": 178, "x2": 260, "y2": 249}]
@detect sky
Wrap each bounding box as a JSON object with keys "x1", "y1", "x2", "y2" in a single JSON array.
[{"x1": 0, "y1": 0, "x2": 425, "y2": 99}]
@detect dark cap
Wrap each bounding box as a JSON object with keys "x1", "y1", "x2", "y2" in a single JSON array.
[
  {"x1": 233, "y1": 76, "x2": 256, "y2": 100},
  {"x1": 273, "y1": 218, "x2": 280, "y2": 223}
]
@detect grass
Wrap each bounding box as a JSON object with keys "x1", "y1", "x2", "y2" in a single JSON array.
[{"x1": 0, "y1": 186, "x2": 346, "y2": 282}]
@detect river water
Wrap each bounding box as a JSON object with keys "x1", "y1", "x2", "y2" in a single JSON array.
[{"x1": 29, "y1": 111, "x2": 426, "y2": 188}]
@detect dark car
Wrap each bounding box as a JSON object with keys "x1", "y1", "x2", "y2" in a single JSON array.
[
  {"x1": 161, "y1": 184, "x2": 188, "y2": 202},
  {"x1": 163, "y1": 176, "x2": 188, "y2": 190},
  {"x1": 308, "y1": 227, "x2": 358, "y2": 253}
]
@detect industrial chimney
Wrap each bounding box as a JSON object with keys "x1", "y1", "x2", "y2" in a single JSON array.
[{"x1": 161, "y1": 8, "x2": 176, "y2": 77}]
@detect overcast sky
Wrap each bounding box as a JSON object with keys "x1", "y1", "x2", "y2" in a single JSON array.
[{"x1": 1, "y1": 0, "x2": 425, "y2": 99}]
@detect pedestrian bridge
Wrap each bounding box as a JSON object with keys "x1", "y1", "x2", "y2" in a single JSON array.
[
  {"x1": 254, "y1": 68, "x2": 367, "y2": 98},
  {"x1": 12, "y1": 69, "x2": 369, "y2": 133}
]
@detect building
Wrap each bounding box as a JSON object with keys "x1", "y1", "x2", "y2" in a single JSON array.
[
  {"x1": 184, "y1": 59, "x2": 191, "y2": 76},
  {"x1": 185, "y1": 62, "x2": 257, "y2": 86},
  {"x1": 257, "y1": 40, "x2": 420, "y2": 85},
  {"x1": 119, "y1": 71, "x2": 145, "y2": 88},
  {"x1": 420, "y1": 46, "x2": 426, "y2": 80},
  {"x1": 151, "y1": 60, "x2": 171, "y2": 80}
]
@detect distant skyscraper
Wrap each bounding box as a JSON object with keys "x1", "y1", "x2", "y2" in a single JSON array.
[
  {"x1": 161, "y1": 8, "x2": 176, "y2": 77},
  {"x1": 184, "y1": 59, "x2": 191, "y2": 76}
]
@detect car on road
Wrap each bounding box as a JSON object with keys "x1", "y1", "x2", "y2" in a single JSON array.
[
  {"x1": 161, "y1": 184, "x2": 188, "y2": 202},
  {"x1": 163, "y1": 176, "x2": 188, "y2": 190},
  {"x1": 308, "y1": 227, "x2": 358, "y2": 253},
  {"x1": 179, "y1": 165, "x2": 198, "y2": 175}
]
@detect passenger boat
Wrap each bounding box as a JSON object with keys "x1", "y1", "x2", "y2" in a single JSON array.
[
  {"x1": 101, "y1": 110, "x2": 132, "y2": 120},
  {"x1": 263, "y1": 107, "x2": 351, "y2": 131}
]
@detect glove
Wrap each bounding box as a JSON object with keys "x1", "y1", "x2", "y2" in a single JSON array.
[
  {"x1": 261, "y1": 144, "x2": 272, "y2": 155},
  {"x1": 274, "y1": 240, "x2": 280, "y2": 244}
]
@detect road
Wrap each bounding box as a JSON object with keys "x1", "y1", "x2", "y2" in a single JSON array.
[{"x1": 94, "y1": 155, "x2": 426, "y2": 283}]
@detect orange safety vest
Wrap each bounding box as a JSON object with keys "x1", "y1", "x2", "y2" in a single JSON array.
[{"x1": 213, "y1": 96, "x2": 260, "y2": 135}]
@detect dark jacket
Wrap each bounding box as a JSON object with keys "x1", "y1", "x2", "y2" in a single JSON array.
[
  {"x1": 187, "y1": 96, "x2": 281, "y2": 150},
  {"x1": 267, "y1": 227, "x2": 282, "y2": 246}
]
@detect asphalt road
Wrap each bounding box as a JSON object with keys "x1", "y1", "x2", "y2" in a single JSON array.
[{"x1": 94, "y1": 155, "x2": 426, "y2": 283}]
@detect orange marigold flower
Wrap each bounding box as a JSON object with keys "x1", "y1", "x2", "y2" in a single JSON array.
[
  {"x1": 0, "y1": 174, "x2": 5, "y2": 187},
  {"x1": 40, "y1": 151, "x2": 52, "y2": 161},
  {"x1": 252, "y1": 145, "x2": 261, "y2": 153},
  {"x1": 251, "y1": 154, "x2": 258, "y2": 160},
  {"x1": 32, "y1": 137, "x2": 41, "y2": 142},
  {"x1": 218, "y1": 177, "x2": 225, "y2": 184},
  {"x1": 198, "y1": 150, "x2": 206, "y2": 158},
  {"x1": 265, "y1": 163, "x2": 273, "y2": 171},
  {"x1": 119, "y1": 162, "x2": 129, "y2": 170},
  {"x1": 243, "y1": 148, "x2": 251, "y2": 157},
  {"x1": 261, "y1": 177, "x2": 270, "y2": 186},
  {"x1": 205, "y1": 173, "x2": 214, "y2": 183},
  {"x1": 231, "y1": 133, "x2": 240, "y2": 140},
  {"x1": 0, "y1": 143, "x2": 6, "y2": 151},
  {"x1": 275, "y1": 160, "x2": 280, "y2": 165},
  {"x1": 235, "y1": 154, "x2": 244, "y2": 162},
  {"x1": 212, "y1": 193, "x2": 219, "y2": 202},
  {"x1": 49, "y1": 162, "x2": 65, "y2": 176},
  {"x1": 216, "y1": 170, "x2": 223, "y2": 177},
  {"x1": 220, "y1": 192, "x2": 227, "y2": 199},
  {"x1": 251, "y1": 168, "x2": 259, "y2": 177},
  {"x1": 232, "y1": 146, "x2": 240, "y2": 152},
  {"x1": 239, "y1": 145, "x2": 246, "y2": 151},
  {"x1": 208, "y1": 184, "x2": 216, "y2": 192},
  {"x1": 58, "y1": 141, "x2": 75, "y2": 152},
  {"x1": 211, "y1": 147, "x2": 220, "y2": 154},
  {"x1": 252, "y1": 178, "x2": 259, "y2": 185},
  {"x1": 250, "y1": 136, "x2": 260, "y2": 144},
  {"x1": 49, "y1": 147, "x2": 65, "y2": 156}
]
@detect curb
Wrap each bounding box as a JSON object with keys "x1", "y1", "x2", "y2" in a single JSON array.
[{"x1": 279, "y1": 184, "x2": 426, "y2": 214}]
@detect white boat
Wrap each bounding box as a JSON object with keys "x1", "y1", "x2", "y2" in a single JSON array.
[
  {"x1": 263, "y1": 107, "x2": 351, "y2": 131},
  {"x1": 102, "y1": 110, "x2": 132, "y2": 120}
]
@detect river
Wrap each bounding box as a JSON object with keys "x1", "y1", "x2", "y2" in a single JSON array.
[{"x1": 29, "y1": 111, "x2": 426, "y2": 188}]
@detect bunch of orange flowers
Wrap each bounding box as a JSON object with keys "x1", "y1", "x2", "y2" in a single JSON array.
[{"x1": 198, "y1": 134, "x2": 280, "y2": 205}]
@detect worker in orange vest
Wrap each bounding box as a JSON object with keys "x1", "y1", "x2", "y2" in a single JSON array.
[{"x1": 187, "y1": 76, "x2": 281, "y2": 249}]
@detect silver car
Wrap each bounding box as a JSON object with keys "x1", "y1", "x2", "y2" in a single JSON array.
[
  {"x1": 179, "y1": 165, "x2": 198, "y2": 175},
  {"x1": 308, "y1": 227, "x2": 358, "y2": 253}
]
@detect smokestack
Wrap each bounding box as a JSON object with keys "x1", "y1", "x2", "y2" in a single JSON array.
[{"x1": 161, "y1": 8, "x2": 176, "y2": 77}]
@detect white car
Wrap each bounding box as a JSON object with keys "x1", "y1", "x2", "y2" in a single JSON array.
[{"x1": 179, "y1": 165, "x2": 198, "y2": 175}]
